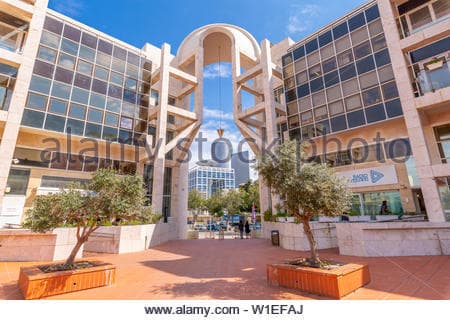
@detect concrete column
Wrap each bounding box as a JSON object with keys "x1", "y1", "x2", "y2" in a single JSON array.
[
  {"x1": 172, "y1": 161, "x2": 189, "y2": 239},
  {"x1": 0, "y1": 0, "x2": 48, "y2": 209},
  {"x1": 259, "y1": 39, "x2": 279, "y2": 214},
  {"x1": 194, "y1": 47, "x2": 204, "y2": 121},
  {"x1": 151, "y1": 43, "x2": 171, "y2": 214},
  {"x1": 231, "y1": 43, "x2": 242, "y2": 114},
  {"x1": 378, "y1": 0, "x2": 445, "y2": 222}
]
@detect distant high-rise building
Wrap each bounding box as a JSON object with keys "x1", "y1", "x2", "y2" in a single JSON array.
[
  {"x1": 189, "y1": 162, "x2": 235, "y2": 198},
  {"x1": 211, "y1": 139, "x2": 230, "y2": 168},
  {"x1": 231, "y1": 151, "x2": 250, "y2": 188}
]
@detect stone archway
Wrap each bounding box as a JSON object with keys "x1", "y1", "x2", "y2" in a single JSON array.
[{"x1": 148, "y1": 24, "x2": 287, "y2": 239}]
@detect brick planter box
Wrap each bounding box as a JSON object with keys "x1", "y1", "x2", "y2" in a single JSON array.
[
  {"x1": 19, "y1": 261, "x2": 116, "y2": 300},
  {"x1": 267, "y1": 263, "x2": 370, "y2": 299}
]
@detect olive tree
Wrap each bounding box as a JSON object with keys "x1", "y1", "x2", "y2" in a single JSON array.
[
  {"x1": 256, "y1": 140, "x2": 352, "y2": 266},
  {"x1": 23, "y1": 169, "x2": 152, "y2": 267}
]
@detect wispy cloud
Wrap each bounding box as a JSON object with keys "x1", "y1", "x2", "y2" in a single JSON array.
[
  {"x1": 286, "y1": 4, "x2": 322, "y2": 36},
  {"x1": 203, "y1": 107, "x2": 234, "y2": 121},
  {"x1": 204, "y1": 63, "x2": 232, "y2": 79},
  {"x1": 53, "y1": 0, "x2": 85, "y2": 17}
]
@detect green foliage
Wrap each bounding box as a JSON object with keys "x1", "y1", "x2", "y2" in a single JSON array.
[
  {"x1": 23, "y1": 169, "x2": 152, "y2": 266},
  {"x1": 256, "y1": 140, "x2": 352, "y2": 265},
  {"x1": 224, "y1": 189, "x2": 243, "y2": 215},
  {"x1": 205, "y1": 193, "x2": 225, "y2": 216},
  {"x1": 188, "y1": 190, "x2": 205, "y2": 211},
  {"x1": 239, "y1": 180, "x2": 260, "y2": 212}
]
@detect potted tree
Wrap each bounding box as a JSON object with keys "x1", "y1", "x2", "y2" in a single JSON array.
[
  {"x1": 257, "y1": 141, "x2": 370, "y2": 299},
  {"x1": 19, "y1": 169, "x2": 150, "y2": 299}
]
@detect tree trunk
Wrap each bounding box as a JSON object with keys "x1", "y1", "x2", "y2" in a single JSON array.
[
  {"x1": 301, "y1": 216, "x2": 320, "y2": 266},
  {"x1": 64, "y1": 238, "x2": 84, "y2": 267}
]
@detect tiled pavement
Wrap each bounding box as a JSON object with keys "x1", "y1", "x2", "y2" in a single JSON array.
[{"x1": 1, "y1": 239, "x2": 449, "y2": 300}]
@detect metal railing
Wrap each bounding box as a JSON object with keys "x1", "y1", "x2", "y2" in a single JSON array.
[{"x1": 409, "y1": 54, "x2": 450, "y2": 97}]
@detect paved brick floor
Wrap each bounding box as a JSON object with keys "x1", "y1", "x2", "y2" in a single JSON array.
[{"x1": 1, "y1": 239, "x2": 449, "y2": 300}]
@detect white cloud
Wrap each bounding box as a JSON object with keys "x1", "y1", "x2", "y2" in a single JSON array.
[
  {"x1": 203, "y1": 107, "x2": 234, "y2": 121},
  {"x1": 203, "y1": 63, "x2": 232, "y2": 79},
  {"x1": 286, "y1": 4, "x2": 322, "y2": 36},
  {"x1": 53, "y1": 0, "x2": 85, "y2": 17}
]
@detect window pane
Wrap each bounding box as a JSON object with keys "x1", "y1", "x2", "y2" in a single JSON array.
[
  {"x1": 40, "y1": 31, "x2": 60, "y2": 49},
  {"x1": 54, "y1": 67, "x2": 74, "y2": 84},
  {"x1": 378, "y1": 65, "x2": 395, "y2": 83},
  {"x1": 349, "y1": 12, "x2": 366, "y2": 31},
  {"x1": 330, "y1": 115, "x2": 348, "y2": 132},
  {"x1": 371, "y1": 34, "x2": 386, "y2": 52},
  {"x1": 60, "y1": 38, "x2": 78, "y2": 55},
  {"x1": 374, "y1": 49, "x2": 391, "y2": 67},
  {"x1": 6, "y1": 169, "x2": 30, "y2": 195},
  {"x1": 345, "y1": 94, "x2": 362, "y2": 111},
  {"x1": 29, "y1": 75, "x2": 51, "y2": 94},
  {"x1": 63, "y1": 25, "x2": 81, "y2": 42},
  {"x1": 103, "y1": 126, "x2": 118, "y2": 142},
  {"x1": 81, "y1": 32, "x2": 97, "y2": 49},
  {"x1": 33, "y1": 60, "x2": 54, "y2": 78},
  {"x1": 287, "y1": 101, "x2": 298, "y2": 115},
  {"x1": 67, "y1": 154, "x2": 84, "y2": 171},
  {"x1": 288, "y1": 115, "x2": 300, "y2": 128},
  {"x1": 314, "y1": 105, "x2": 328, "y2": 120},
  {"x1": 298, "y1": 96, "x2": 311, "y2": 111},
  {"x1": 356, "y1": 55, "x2": 376, "y2": 74},
  {"x1": 14, "y1": 148, "x2": 50, "y2": 168},
  {"x1": 110, "y1": 72, "x2": 123, "y2": 86},
  {"x1": 308, "y1": 64, "x2": 322, "y2": 80},
  {"x1": 51, "y1": 82, "x2": 71, "y2": 99},
  {"x1": 26, "y1": 93, "x2": 47, "y2": 110},
  {"x1": 98, "y1": 39, "x2": 113, "y2": 54},
  {"x1": 96, "y1": 52, "x2": 111, "y2": 67},
  {"x1": 329, "y1": 100, "x2": 344, "y2": 116},
  {"x1": 38, "y1": 46, "x2": 57, "y2": 63},
  {"x1": 362, "y1": 86, "x2": 382, "y2": 106},
  {"x1": 333, "y1": 21, "x2": 349, "y2": 40},
  {"x1": 382, "y1": 81, "x2": 399, "y2": 100},
  {"x1": 384, "y1": 139, "x2": 412, "y2": 159},
  {"x1": 324, "y1": 70, "x2": 340, "y2": 87},
  {"x1": 58, "y1": 53, "x2": 76, "y2": 70},
  {"x1": 92, "y1": 79, "x2": 108, "y2": 95},
  {"x1": 87, "y1": 108, "x2": 103, "y2": 123},
  {"x1": 85, "y1": 123, "x2": 102, "y2": 139},
  {"x1": 300, "y1": 111, "x2": 313, "y2": 125},
  {"x1": 326, "y1": 85, "x2": 341, "y2": 101},
  {"x1": 433, "y1": 0, "x2": 450, "y2": 19},
  {"x1": 342, "y1": 78, "x2": 360, "y2": 96},
  {"x1": 359, "y1": 70, "x2": 378, "y2": 90},
  {"x1": 320, "y1": 44, "x2": 335, "y2": 60},
  {"x1": 307, "y1": 51, "x2": 320, "y2": 66},
  {"x1": 295, "y1": 71, "x2": 308, "y2": 85},
  {"x1": 44, "y1": 16, "x2": 63, "y2": 34},
  {"x1": 45, "y1": 114, "x2": 66, "y2": 132},
  {"x1": 347, "y1": 109, "x2": 366, "y2": 128},
  {"x1": 338, "y1": 50, "x2": 354, "y2": 67},
  {"x1": 48, "y1": 98, "x2": 67, "y2": 114},
  {"x1": 106, "y1": 97, "x2": 121, "y2": 113},
  {"x1": 322, "y1": 57, "x2": 337, "y2": 74},
  {"x1": 354, "y1": 41, "x2": 371, "y2": 59},
  {"x1": 74, "y1": 73, "x2": 91, "y2": 90},
  {"x1": 335, "y1": 35, "x2": 351, "y2": 53},
  {"x1": 79, "y1": 45, "x2": 95, "y2": 61},
  {"x1": 89, "y1": 93, "x2": 106, "y2": 109},
  {"x1": 66, "y1": 118, "x2": 85, "y2": 136},
  {"x1": 94, "y1": 66, "x2": 109, "y2": 80},
  {"x1": 368, "y1": 19, "x2": 383, "y2": 36},
  {"x1": 71, "y1": 87, "x2": 89, "y2": 104},
  {"x1": 120, "y1": 117, "x2": 133, "y2": 129},
  {"x1": 409, "y1": 6, "x2": 432, "y2": 30},
  {"x1": 351, "y1": 27, "x2": 369, "y2": 45},
  {"x1": 69, "y1": 103, "x2": 86, "y2": 119},
  {"x1": 385, "y1": 98, "x2": 403, "y2": 118},
  {"x1": 104, "y1": 112, "x2": 119, "y2": 126},
  {"x1": 365, "y1": 103, "x2": 386, "y2": 123},
  {"x1": 22, "y1": 109, "x2": 45, "y2": 128},
  {"x1": 312, "y1": 91, "x2": 326, "y2": 105},
  {"x1": 77, "y1": 60, "x2": 93, "y2": 75}
]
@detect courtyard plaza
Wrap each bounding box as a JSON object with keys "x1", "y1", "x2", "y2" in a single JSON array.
[{"x1": 0, "y1": 238, "x2": 448, "y2": 300}]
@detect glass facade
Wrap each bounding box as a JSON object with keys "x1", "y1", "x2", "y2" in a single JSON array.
[
  {"x1": 351, "y1": 190, "x2": 404, "y2": 216},
  {"x1": 282, "y1": 3, "x2": 403, "y2": 141},
  {"x1": 434, "y1": 124, "x2": 450, "y2": 163},
  {"x1": 22, "y1": 15, "x2": 152, "y2": 146},
  {"x1": 188, "y1": 166, "x2": 236, "y2": 197}
]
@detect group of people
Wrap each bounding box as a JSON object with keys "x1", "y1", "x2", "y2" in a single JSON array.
[{"x1": 237, "y1": 219, "x2": 251, "y2": 239}]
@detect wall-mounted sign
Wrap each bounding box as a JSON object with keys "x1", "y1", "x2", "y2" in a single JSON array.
[{"x1": 337, "y1": 165, "x2": 398, "y2": 188}]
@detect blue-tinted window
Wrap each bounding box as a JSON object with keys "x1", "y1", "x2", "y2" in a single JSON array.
[
  {"x1": 22, "y1": 109, "x2": 45, "y2": 128},
  {"x1": 296, "y1": 84, "x2": 310, "y2": 98},
  {"x1": 356, "y1": 55, "x2": 375, "y2": 74},
  {"x1": 374, "y1": 49, "x2": 391, "y2": 67},
  {"x1": 305, "y1": 38, "x2": 318, "y2": 54},
  {"x1": 324, "y1": 71, "x2": 340, "y2": 87},
  {"x1": 66, "y1": 119, "x2": 84, "y2": 136},
  {"x1": 119, "y1": 130, "x2": 133, "y2": 144},
  {"x1": 92, "y1": 79, "x2": 108, "y2": 95},
  {"x1": 333, "y1": 21, "x2": 349, "y2": 40},
  {"x1": 365, "y1": 5, "x2": 380, "y2": 23},
  {"x1": 54, "y1": 67, "x2": 73, "y2": 84},
  {"x1": 87, "y1": 108, "x2": 103, "y2": 123},
  {"x1": 285, "y1": 89, "x2": 297, "y2": 102},
  {"x1": 293, "y1": 46, "x2": 305, "y2": 60},
  {"x1": 410, "y1": 37, "x2": 450, "y2": 63},
  {"x1": 61, "y1": 39, "x2": 79, "y2": 55},
  {"x1": 310, "y1": 77, "x2": 324, "y2": 93},
  {"x1": 68, "y1": 103, "x2": 86, "y2": 119},
  {"x1": 44, "y1": 16, "x2": 63, "y2": 34},
  {"x1": 319, "y1": 31, "x2": 333, "y2": 47},
  {"x1": 108, "y1": 84, "x2": 123, "y2": 99},
  {"x1": 74, "y1": 73, "x2": 91, "y2": 90},
  {"x1": 365, "y1": 103, "x2": 386, "y2": 123},
  {"x1": 103, "y1": 126, "x2": 118, "y2": 142},
  {"x1": 45, "y1": 114, "x2": 66, "y2": 132},
  {"x1": 26, "y1": 93, "x2": 47, "y2": 110},
  {"x1": 90, "y1": 93, "x2": 106, "y2": 109},
  {"x1": 385, "y1": 99, "x2": 403, "y2": 118},
  {"x1": 347, "y1": 109, "x2": 366, "y2": 128},
  {"x1": 48, "y1": 98, "x2": 67, "y2": 114},
  {"x1": 33, "y1": 60, "x2": 54, "y2": 78},
  {"x1": 51, "y1": 82, "x2": 71, "y2": 99},
  {"x1": 330, "y1": 115, "x2": 347, "y2": 132},
  {"x1": 113, "y1": 46, "x2": 127, "y2": 60},
  {"x1": 63, "y1": 25, "x2": 81, "y2": 42},
  {"x1": 98, "y1": 39, "x2": 113, "y2": 54},
  {"x1": 71, "y1": 87, "x2": 89, "y2": 104},
  {"x1": 85, "y1": 123, "x2": 102, "y2": 139},
  {"x1": 29, "y1": 75, "x2": 51, "y2": 94},
  {"x1": 339, "y1": 64, "x2": 356, "y2": 81},
  {"x1": 81, "y1": 32, "x2": 97, "y2": 49},
  {"x1": 348, "y1": 12, "x2": 366, "y2": 31}
]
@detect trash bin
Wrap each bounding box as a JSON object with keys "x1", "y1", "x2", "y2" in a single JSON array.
[{"x1": 271, "y1": 230, "x2": 280, "y2": 246}]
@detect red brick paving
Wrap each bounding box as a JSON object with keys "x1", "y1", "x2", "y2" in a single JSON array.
[{"x1": 1, "y1": 239, "x2": 449, "y2": 300}]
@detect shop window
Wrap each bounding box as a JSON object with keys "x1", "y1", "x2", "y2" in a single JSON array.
[
  {"x1": 5, "y1": 169, "x2": 30, "y2": 196},
  {"x1": 13, "y1": 148, "x2": 50, "y2": 168}
]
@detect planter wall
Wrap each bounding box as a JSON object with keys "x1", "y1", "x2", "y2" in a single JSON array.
[
  {"x1": 336, "y1": 222, "x2": 450, "y2": 256},
  {"x1": 267, "y1": 263, "x2": 370, "y2": 299},
  {"x1": 84, "y1": 223, "x2": 174, "y2": 254},
  {"x1": 261, "y1": 222, "x2": 338, "y2": 250},
  {"x1": 375, "y1": 215, "x2": 399, "y2": 222},
  {"x1": 318, "y1": 216, "x2": 341, "y2": 223},
  {"x1": 19, "y1": 261, "x2": 116, "y2": 299},
  {"x1": 0, "y1": 228, "x2": 83, "y2": 262},
  {"x1": 348, "y1": 216, "x2": 372, "y2": 222}
]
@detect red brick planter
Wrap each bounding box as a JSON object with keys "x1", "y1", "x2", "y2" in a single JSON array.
[
  {"x1": 18, "y1": 261, "x2": 116, "y2": 300},
  {"x1": 267, "y1": 263, "x2": 370, "y2": 299}
]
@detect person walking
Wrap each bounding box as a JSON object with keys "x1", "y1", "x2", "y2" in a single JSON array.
[
  {"x1": 238, "y1": 219, "x2": 244, "y2": 239},
  {"x1": 245, "y1": 220, "x2": 251, "y2": 239}
]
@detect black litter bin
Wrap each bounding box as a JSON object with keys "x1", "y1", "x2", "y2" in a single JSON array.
[{"x1": 271, "y1": 230, "x2": 280, "y2": 246}]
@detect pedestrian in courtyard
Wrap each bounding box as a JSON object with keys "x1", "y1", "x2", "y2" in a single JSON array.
[
  {"x1": 380, "y1": 200, "x2": 389, "y2": 214},
  {"x1": 238, "y1": 219, "x2": 244, "y2": 239},
  {"x1": 245, "y1": 220, "x2": 251, "y2": 239}
]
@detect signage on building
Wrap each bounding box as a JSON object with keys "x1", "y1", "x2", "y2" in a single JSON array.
[{"x1": 337, "y1": 165, "x2": 398, "y2": 188}]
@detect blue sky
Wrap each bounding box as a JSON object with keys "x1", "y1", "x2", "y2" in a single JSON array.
[{"x1": 48, "y1": 0, "x2": 366, "y2": 173}]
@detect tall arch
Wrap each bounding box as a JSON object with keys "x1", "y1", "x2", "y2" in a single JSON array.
[{"x1": 149, "y1": 24, "x2": 287, "y2": 239}]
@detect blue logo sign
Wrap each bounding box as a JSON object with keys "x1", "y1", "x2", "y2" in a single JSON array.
[{"x1": 370, "y1": 170, "x2": 384, "y2": 183}]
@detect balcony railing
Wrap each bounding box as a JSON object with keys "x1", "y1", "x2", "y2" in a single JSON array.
[
  {"x1": 0, "y1": 15, "x2": 28, "y2": 53},
  {"x1": 396, "y1": 0, "x2": 450, "y2": 39},
  {"x1": 409, "y1": 53, "x2": 450, "y2": 96}
]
